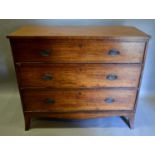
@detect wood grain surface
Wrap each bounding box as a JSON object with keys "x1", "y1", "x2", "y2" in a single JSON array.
[
  {"x1": 24, "y1": 111, "x2": 133, "y2": 120},
  {"x1": 17, "y1": 64, "x2": 141, "y2": 88},
  {"x1": 11, "y1": 39, "x2": 145, "y2": 63},
  {"x1": 7, "y1": 26, "x2": 150, "y2": 40},
  {"x1": 22, "y1": 89, "x2": 137, "y2": 112}
]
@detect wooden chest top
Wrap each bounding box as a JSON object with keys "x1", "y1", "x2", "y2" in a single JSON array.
[{"x1": 7, "y1": 26, "x2": 150, "y2": 40}]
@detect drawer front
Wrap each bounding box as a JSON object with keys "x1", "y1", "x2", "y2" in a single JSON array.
[
  {"x1": 17, "y1": 64, "x2": 141, "y2": 88},
  {"x1": 12, "y1": 39, "x2": 145, "y2": 63},
  {"x1": 22, "y1": 89, "x2": 137, "y2": 112}
]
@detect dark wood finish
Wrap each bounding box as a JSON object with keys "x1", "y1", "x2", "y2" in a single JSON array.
[
  {"x1": 133, "y1": 41, "x2": 149, "y2": 112},
  {"x1": 7, "y1": 26, "x2": 150, "y2": 130},
  {"x1": 120, "y1": 114, "x2": 134, "y2": 129},
  {"x1": 24, "y1": 114, "x2": 31, "y2": 131},
  {"x1": 17, "y1": 64, "x2": 141, "y2": 88},
  {"x1": 22, "y1": 89, "x2": 137, "y2": 112},
  {"x1": 128, "y1": 113, "x2": 135, "y2": 129},
  {"x1": 11, "y1": 39, "x2": 145, "y2": 63},
  {"x1": 24, "y1": 111, "x2": 132, "y2": 120}
]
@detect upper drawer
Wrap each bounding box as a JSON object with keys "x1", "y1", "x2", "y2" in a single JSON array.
[
  {"x1": 16, "y1": 64, "x2": 141, "y2": 88},
  {"x1": 11, "y1": 39, "x2": 145, "y2": 63}
]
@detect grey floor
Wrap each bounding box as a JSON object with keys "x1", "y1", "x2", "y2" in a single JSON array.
[{"x1": 0, "y1": 81, "x2": 155, "y2": 136}]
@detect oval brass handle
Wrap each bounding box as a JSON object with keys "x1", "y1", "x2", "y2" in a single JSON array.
[
  {"x1": 104, "y1": 98, "x2": 115, "y2": 104},
  {"x1": 42, "y1": 74, "x2": 53, "y2": 80},
  {"x1": 106, "y1": 74, "x2": 118, "y2": 80},
  {"x1": 39, "y1": 50, "x2": 51, "y2": 56},
  {"x1": 44, "y1": 98, "x2": 55, "y2": 104},
  {"x1": 108, "y1": 49, "x2": 120, "y2": 56}
]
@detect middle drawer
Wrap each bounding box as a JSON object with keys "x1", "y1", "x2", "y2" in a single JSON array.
[{"x1": 17, "y1": 64, "x2": 141, "y2": 88}]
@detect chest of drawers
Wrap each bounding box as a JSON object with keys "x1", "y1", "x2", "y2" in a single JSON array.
[{"x1": 7, "y1": 26, "x2": 150, "y2": 130}]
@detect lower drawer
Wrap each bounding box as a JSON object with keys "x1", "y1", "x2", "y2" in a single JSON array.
[{"x1": 22, "y1": 89, "x2": 137, "y2": 112}]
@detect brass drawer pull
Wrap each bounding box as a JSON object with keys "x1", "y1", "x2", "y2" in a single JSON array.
[
  {"x1": 106, "y1": 74, "x2": 118, "y2": 80},
  {"x1": 108, "y1": 49, "x2": 120, "y2": 56},
  {"x1": 39, "y1": 50, "x2": 51, "y2": 56},
  {"x1": 44, "y1": 98, "x2": 55, "y2": 104},
  {"x1": 104, "y1": 98, "x2": 115, "y2": 104},
  {"x1": 42, "y1": 74, "x2": 53, "y2": 80}
]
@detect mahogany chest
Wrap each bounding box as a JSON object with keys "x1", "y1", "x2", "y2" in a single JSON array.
[{"x1": 7, "y1": 26, "x2": 150, "y2": 130}]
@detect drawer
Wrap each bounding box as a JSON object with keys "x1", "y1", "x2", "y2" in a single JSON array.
[
  {"x1": 22, "y1": 89, "x2": 137, "y2": 112},
  {"x1": 17, "y1": 64, "x2": 141, "y2": 88},
  {"x1": 11, "y1": 39, "x2": 145, "y2": 63}
]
